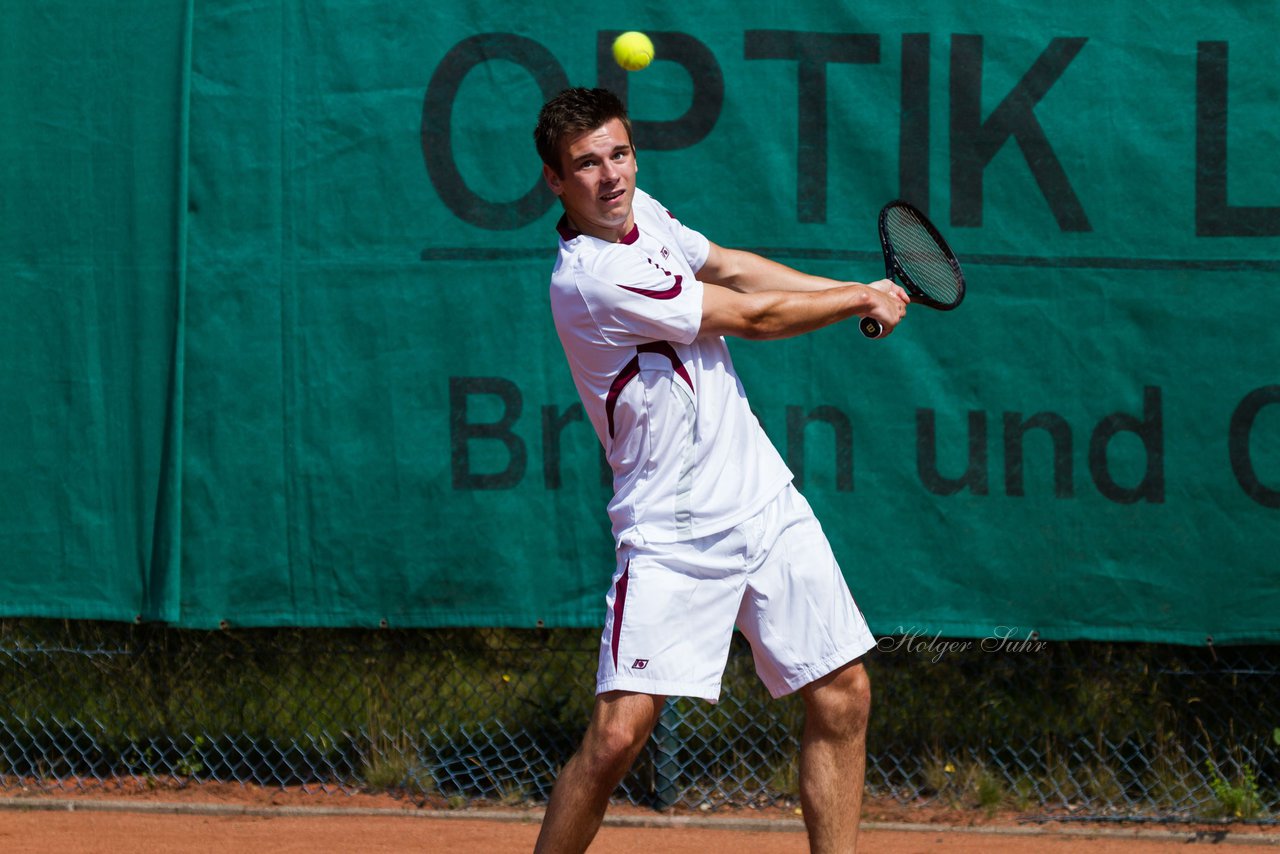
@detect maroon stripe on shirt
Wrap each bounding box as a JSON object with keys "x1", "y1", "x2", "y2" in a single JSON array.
[
  {"x1": 604, "y1": 342, "x2": 694, "y2": 439},
  {"x1": 611, "y1": 563, "x2": 630, "y2": 671},
  {"x1": 605, "y1": 355, "x2": 642, "y2": 439},
  {"x1": 618, "y1": 274, "x2": 682, "y2": 300},
  {"x1": 638, "y1": 341, "x2": 694, "y2": 390}
]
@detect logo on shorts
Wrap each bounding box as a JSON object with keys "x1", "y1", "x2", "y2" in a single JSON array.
[{"x1": 631, "y1": 658, "x2": 649, "y2": 670}]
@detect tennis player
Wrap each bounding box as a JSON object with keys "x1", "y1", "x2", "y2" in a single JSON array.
[{"x1": 532, "y1": 87, "x2": 908, "y2": 854}]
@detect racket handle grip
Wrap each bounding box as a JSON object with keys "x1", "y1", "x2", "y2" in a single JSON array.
[{"x1": 860, "y1": 316, "x2": 883, "y2": 339}]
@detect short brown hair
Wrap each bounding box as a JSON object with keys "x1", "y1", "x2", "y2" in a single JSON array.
[{"x1": 534, "y1": 88, "x2": 633, "y2": 176}]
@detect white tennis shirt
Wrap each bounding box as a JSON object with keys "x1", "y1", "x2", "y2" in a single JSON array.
[{"x1": 549, "y1": 188, "x2": 793, "y2": 545}]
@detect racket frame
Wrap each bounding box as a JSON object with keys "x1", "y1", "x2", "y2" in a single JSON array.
[{"x1": 860, "y1": 199, "x2": 965, "y2": 338}]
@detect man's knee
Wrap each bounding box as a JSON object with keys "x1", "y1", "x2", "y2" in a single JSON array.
[
  {"x1": 579, "y1": 693, "x2": 662, "y2": 773},
  {"x1": 835, "y1": 660, "x2": 872, "y2": 728},
  {"x1": 584, "y1": 717, "x2": 650, "y2": 764},
  {"x1": 805, "y1": 660, "x2": 871, "y2": 737}
]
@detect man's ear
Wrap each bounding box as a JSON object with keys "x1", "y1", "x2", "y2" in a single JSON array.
[{"x1": 542, "y1": 163, "x2": 563, "y2": 196}]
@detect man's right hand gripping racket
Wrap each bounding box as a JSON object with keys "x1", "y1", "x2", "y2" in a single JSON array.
[{"x1": 860, "y1": 200, "x2": 966, "y2": 338}]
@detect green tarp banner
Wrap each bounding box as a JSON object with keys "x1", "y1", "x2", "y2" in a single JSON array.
[{"x1": 2, "y1": 2, "x2": 1277, "y2": 642}]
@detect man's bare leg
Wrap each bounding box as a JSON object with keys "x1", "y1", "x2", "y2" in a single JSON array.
[
  {"x1": 534, "y1": 691, "x2": 665, "y2": 854},
  {"x1": 797, "y1": 659, "x2": 872, "y2": 854}
]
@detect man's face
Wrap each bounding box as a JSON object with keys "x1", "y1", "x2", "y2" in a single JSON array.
[{"x1": 543, "y1": 118, "x2": 637, "y2": 241}]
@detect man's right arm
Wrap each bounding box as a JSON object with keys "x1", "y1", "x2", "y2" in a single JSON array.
[{"x1": 699, "y1": 280, "x2": 907, "y2": 341}]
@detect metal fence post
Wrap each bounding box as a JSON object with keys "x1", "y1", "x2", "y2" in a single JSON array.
[{"x1": 653, "y1": 698, "x2": 682, "y2": 808}]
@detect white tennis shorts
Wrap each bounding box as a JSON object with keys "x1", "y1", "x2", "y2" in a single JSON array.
[{"x1": 596, "y1": 484, "x2": 876, "y2": 702}]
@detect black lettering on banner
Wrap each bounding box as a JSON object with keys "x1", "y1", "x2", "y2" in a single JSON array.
[
  {"x1": 1003, "y1": 411, "x2": 1074, "y2": 497},
  {"x1": 422, "y1": 34, "x2": 569, "y2": 230},
  {"x1": 1088, "y1": 386, "x2": 1164, "y2": 504},
  {"x1": 1229, "y1": 385, "x2": 1280, "y2": 508},
  {"x1": 541, "y1": 403, "x2": 585, "y2": 489},
  {"x1": 597, "y1": 31, "x2": 725, "y2": 151},
  {"x1": 786, "y1": 405, "x2": 855, "y2": 492},
  {"x1": 917, "y1": 409, "x2": 989, "y2": 495},
  {"x1": 450, "y1": 377, "x2": 527, "y2": 489},
  {"x1": 899, "y1": 34, "x2": 931, "y2": 211},
  {"x1": 950, "y1": 35, "x2": 1090, "y2": 231},
  {"x1": 745, "y1": 31, "x2": 880, "y2": 223},
  {"x1": 1195, "y1": 42, "x2": 1280, "y2": 237}
]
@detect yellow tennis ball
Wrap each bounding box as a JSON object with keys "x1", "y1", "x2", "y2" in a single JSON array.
[{"x1": 613, "y1": 31, "x2": 654, "y2": 72}]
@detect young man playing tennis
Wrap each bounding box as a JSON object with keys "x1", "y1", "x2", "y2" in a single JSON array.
[{"x1": 532, "y1": 87, "x2": 908, "y2": 854}]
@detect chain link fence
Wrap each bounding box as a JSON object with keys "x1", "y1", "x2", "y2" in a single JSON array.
[{"x1": 1, "y1": 619, "x2": 1276, "y2": 823}]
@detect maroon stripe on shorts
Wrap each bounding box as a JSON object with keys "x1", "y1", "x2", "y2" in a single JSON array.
[{"x1": 611, "y1": 563, "x2": 630, "y2": 671}]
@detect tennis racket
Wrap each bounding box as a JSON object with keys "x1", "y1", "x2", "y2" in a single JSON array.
[{"x1": 860, "y1": 200, "x2": 966, "y2": 338}]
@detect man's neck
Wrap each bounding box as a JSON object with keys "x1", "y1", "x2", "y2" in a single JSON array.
[{"x1": 564, "y1": 211, "x2": 634, "y2": 243}]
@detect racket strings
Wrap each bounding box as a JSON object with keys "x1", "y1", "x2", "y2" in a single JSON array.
[{"x1": 884, "y1": 206, "x2": 962, "y2": 306}]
